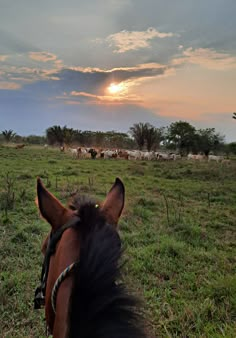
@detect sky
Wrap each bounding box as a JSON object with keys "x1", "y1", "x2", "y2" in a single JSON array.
[{"x1": 0, "y1": 0, "x2": 235, "y2": 141}]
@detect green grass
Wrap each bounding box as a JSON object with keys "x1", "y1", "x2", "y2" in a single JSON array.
[{"x1": 0, "y1": 146, "x2": 236, "y2": 337}]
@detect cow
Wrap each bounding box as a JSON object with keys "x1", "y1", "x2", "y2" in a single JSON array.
[
  {"x1": 88, "y1": 148, "x2": 98, "y2": 159},
  {"x1": 208, "y1": 155, "x2": 223, "y2": 162},
  {"x1": 77, "y1": 147, "x2": 88, "y2": 159},
  {"x1": 69, "y1": 148, "x2": 78, "y2": 157},
  {"x1": 140, "y1": 151, "x2": 156, "y2": 161},
  {"x1": 101, "y1": 150, "x2": 118, "y2": 159},
  {"x1": 118, "y1": 150, "x2": 129, "y2": 160},
  {"x1": 127, "y1": 150, "x2": 141, "y2": 160},
  {"x1": 15, "y1": 144, "x2": 25, "y2": 149},
  {"x1": 157, "y1": 153, "x2": 171, "y2": 161},
  {"x1": 187, "y1": 153, "x2": 205, "y2": 161}
]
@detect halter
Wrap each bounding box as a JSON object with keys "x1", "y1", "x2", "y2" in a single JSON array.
[{"x1": 34, "y1": 216, "x2": 80, "y2": 312}]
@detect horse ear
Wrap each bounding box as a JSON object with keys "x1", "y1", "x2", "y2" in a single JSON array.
[
  {"x1": 101, "y1": 178, "x2": 125, "y2": 227},
  {"x1": 37, "y1": 178, "x2": 73, "y2": 229}
]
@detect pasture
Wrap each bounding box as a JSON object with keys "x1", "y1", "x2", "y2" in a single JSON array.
[{"x1": 0, "y1": 145, "x2": 236, "y2": 337}]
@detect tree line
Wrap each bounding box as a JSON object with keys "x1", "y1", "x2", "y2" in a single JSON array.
[{"x1": 1, "y1": 115, "x2": 236, "y2": 155}]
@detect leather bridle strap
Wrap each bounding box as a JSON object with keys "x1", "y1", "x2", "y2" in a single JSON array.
[{"x1": 34, "y1": 216, "x2": 80, "y2": 310}]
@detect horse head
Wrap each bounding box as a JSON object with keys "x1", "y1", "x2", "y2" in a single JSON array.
[{"x1": 34, "y1": 177, "x2": 145, "y2": 338}]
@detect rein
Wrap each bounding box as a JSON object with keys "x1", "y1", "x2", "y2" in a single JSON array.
[
  {"x1": 34, "y1": 216, "x2": 80, "y2": 312},
  {"x1": 51, "y1": 261, "x2": 78, "y2": 313}
]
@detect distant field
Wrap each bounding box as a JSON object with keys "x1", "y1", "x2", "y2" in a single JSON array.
[{"x1": 0, "y1": 146, "x2": 236, "y2": 337}]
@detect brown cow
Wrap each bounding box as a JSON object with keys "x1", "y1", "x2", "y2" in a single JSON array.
[
  {"x1": 118, "y1": 150, "x2": 129, "y2": 160},
  {"x1": 15, "y1": 144, "x2": 25, "y2": 149}
]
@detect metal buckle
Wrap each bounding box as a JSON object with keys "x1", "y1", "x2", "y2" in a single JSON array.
[{"x1": 34, "y1": 286, "x2": 45, "y2": 309}]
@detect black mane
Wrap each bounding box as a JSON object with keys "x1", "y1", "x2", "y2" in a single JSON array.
[{"x1": 67, "y1": 201, "x2": 146, "y2": 338}]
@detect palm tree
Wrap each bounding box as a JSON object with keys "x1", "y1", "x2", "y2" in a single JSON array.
[
  {"x1": 144, "y1": 124, "x2": 157, "y2": 151},
  {"x1": 145, "y1": 124, "x2": 164, "y2": 151},
  {"x1": 2, "y1": 129, "x2": 16, "y2": 143},
  {"x1": 63, "y1": 127, "x2": 76, "y2": 146},
  {"x1": 46, "y1": 126, "x2": 65, "y2": 146},
  {"x1": 129, "y1": 123, "x2": 147, "y2": 150}
]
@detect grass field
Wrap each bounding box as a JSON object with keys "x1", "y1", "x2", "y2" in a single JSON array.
[{"x1": 0, "y1": 145, "x2": 236, "y2": 337}]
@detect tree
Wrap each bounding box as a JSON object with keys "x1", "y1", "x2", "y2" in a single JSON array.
[
  {"x1": 129, "y1": 123, "x2": 147, "y2": 150},
  {"x1": 195, "y1": 128, "x2": 225, "y2": 156},
  {"x1": 63, "y1": 127, "x2": 76, "y2": 146},
  {"x1": 166, "y1": 121, "x2": 196, "y2": 154},
  {"x1": 145, "y1": 124, "x2": 157, "y2": 151},
  {"x1": 2, "y1": 129, "x2": 16, "y2": 143},
  {"x1": 227, "y1": 142, "x2": 236, "y2": 155},
  {"x1": 46, "y1": 126, "x2": 77, "y2": 146},
  {"x1": 46, "y1": 126, "x2": 66, "y2": 146},
  {"x1": 46, "y1": 126, "x2": 64, "y2": 146},
  {"x1": 143, "y1": 124, "x2": 164, "y2": 151}
]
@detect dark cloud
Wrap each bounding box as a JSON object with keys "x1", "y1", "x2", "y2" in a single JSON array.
[{"x1": 21, "y1": 65, "x2": 167, "y2": 98}]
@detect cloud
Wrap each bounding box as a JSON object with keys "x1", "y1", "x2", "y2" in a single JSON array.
[
  {"x1": 172, "y1": 47, "x2": 236, "y2": 70},
  {"x1": 66, "y1": 90, "x2": 141, "y2": 105},
  {"x1": 0, "y1": 51, "x2": 64, "y2": 86},
  {"x1": 0, "y1": 65, "x2": 59, "y2": 85},
  {"x1": 0, "y1": 81, "x2": 21, "y2": 90},
  {"x1": 0, "y1": 55, "x2": 9, "y2": 62},
  {"x1": 1, "y1": 45, "x2": 173, "y2": 95},
  {"x1": 29, "y1": 52, "x2": 58, "y2": 62},
  {"x1": 105, "y1": 27, "x2": 175, "y2": 53},
  {"x1": 40, "y1": 62, "x2": 169, "y2": 97}
]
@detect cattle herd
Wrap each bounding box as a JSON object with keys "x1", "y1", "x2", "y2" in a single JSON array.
[{"x1": 55, "y1": 145, "x2": 230, "y2": 163}]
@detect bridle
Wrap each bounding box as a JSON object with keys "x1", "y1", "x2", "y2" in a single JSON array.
[{"x1": 34, "y1": 216, "x2": 80, "y2": 313}]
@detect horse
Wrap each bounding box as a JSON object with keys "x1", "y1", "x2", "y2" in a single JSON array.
[{"x1": 34, "y1": 177, "x2": 146, "y2": 338}]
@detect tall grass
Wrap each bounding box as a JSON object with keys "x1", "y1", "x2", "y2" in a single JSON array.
[{"x1": 0, "y1": 146, "x2": 235, "y2": 337}]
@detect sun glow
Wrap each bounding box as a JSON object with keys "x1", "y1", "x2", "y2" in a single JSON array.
[{"x1": 107, "y1": 82, "x2": 124, "y2": 94}]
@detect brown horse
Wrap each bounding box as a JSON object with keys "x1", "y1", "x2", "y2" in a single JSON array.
[{"x1": 34, "y1": 178, "x2": 146, "y2": 338}]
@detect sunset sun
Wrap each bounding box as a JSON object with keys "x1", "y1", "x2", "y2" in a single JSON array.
[{"x1": 107, "y1": 82, "x2": 124, "y2": 94}]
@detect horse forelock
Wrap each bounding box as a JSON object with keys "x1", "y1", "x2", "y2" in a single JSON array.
[{"x1": 66, "y1": 195, "x2": 107, "y2": 234}]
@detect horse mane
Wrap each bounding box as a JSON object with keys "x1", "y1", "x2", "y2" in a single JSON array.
[{"x1": 67, "y1": 200, "x2": 146, "y2": 338}]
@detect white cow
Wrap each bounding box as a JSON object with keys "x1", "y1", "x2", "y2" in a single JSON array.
[
  {"x1": 102, "y1": 150, "x2": 118, "y2": 159},
  {"x1": 127, "y1": 150, "x2": 142, "y2": 160},
  {"x1": 157, "y1": 153, "x2": 171, "y2": 161},
  {"x1": 208, "y1": 155, "x2": 223, "y2": 162},
  {"x1": 69, "y1": 148, "x2": 78, "y2": 157},
  {"x1": 169, "y1": 153, "x2": 182, "y2": 161},
  {"x1": 141, "y1": 151, "x2": 156, "y2": 161},
  {"x1": 187, "y1": 153, "x2": 195, "y2": 160},
  {"x1": 187, "y1": 153, "x2": 205, "y2": 161},
  {"x1": 77, "y1": 147, "x2": 88, "y2": 158}
]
